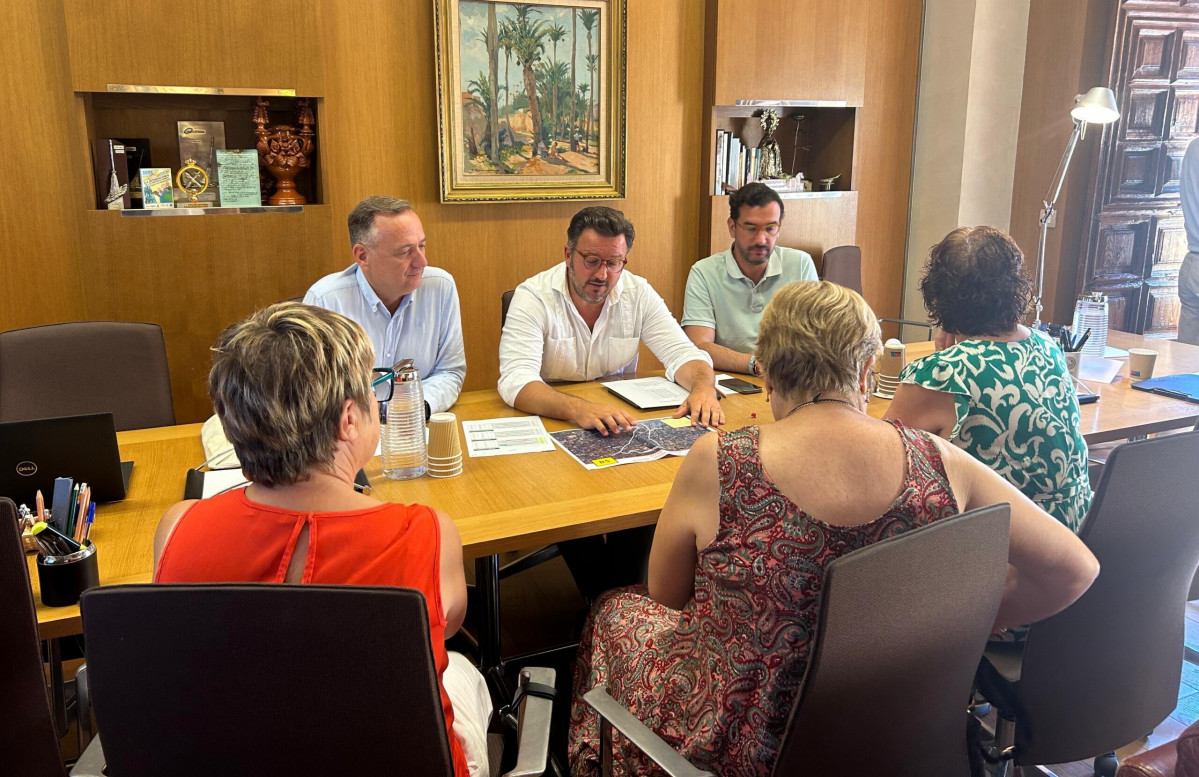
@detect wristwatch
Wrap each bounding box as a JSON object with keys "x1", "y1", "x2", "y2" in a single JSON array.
[{"x1": 748, "y1": 355, "x2": 760, "y2": 375}]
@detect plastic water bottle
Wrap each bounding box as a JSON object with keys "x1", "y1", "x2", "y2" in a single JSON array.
[
  {"x1": 1071, "y1": 292, "x2": 1109, "y2": 358},
  {"x1": 383, "y1": 359, "x2": 427, "y2": 480}
]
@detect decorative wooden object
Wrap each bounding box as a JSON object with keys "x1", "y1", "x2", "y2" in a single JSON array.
[{"x1": 253, "y1": 97, "x2": 316, "y2": 206}]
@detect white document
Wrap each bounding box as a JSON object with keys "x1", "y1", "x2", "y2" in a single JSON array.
[
  {"x1": 462, "y1": 416, "x2": 555, "y2": 457},
  {"x1": 201, "y1": 467, "x2": 249, "y2": 498},
  {"x1": 1079, "y1": 356, "x2": 1124, "y2": 384},
  {"x1": 601, "y1": 376, "x2": 691, "y2": 410}
]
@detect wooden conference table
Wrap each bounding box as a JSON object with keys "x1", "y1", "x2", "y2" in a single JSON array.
[{"x1": 29, "y1": 330, "x2": 1199, "y2": 677}]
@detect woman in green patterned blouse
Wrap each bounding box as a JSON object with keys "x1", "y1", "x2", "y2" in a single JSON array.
[{"x1": 885, "y1": 226, "x2": 1092, "y2": 531}]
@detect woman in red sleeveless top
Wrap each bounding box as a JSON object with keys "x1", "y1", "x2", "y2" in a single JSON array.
[{"x1": 152, "y1": 303, "x2": 483, "y2": 777}]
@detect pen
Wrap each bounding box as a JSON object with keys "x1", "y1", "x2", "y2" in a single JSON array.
[
  {"x1": 82, "y1": 503, "x2": 95, "y2": 542},
  {"x1": 74, "y1": 485, "x2": 90, "y2": 543},
  {"x1": 36, "y1": 490, "x2": 45, "y2": 523},
  {"x1": 66, "y1": 483, "x2": 80, "y2": 539},
  {"x1": 31, "y1": 521, "x2": 81, "y2": 555},
  {"x1": 1074, "y1": 328, "x2": 1092, "y2": 353}
]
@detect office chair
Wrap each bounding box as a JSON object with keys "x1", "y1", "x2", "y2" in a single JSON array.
[
  {"x1": 0, "y1": 322, "x2": 175, "y2": 431},
  {"x1": 820, "y1": 245, "x2": 934, "y2": 341},
  {"x1": 584, "y1": 504, "x2": 1012, "y2": 777},
  {"x1": 977, "y1": 431, "x2": 1199, "y2": 777},
  {"x1": 73, "y1": 584, "x2": 555, "y2": 777},
  {"x1": 502, "y1": 289, "x2": 515, "y2": 327},
  {"x1": 0, "y1": 498, "x2": 69, "y2": 777}
]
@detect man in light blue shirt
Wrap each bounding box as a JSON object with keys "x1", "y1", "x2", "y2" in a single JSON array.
[
  {"x1": 1180, "y1": 138, "x2": 1199, "y2": 344},
  {"x1": 682, "y1": 182, "x2": 818, "y2": 374},
  {"x1": 303, "y1": 196, "x2": 466, "y2": 414}
]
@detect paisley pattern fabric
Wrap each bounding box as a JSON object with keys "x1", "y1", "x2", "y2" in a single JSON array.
[
  {"x1": 900, "y1": 329, "x2": 1091, "y2": 531},
  {"x1": 567, "y1": 422, "x2": 959, "y2": 777}
]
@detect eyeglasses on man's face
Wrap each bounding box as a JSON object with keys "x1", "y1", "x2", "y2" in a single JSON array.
[
  {"x1": 736, "y1": 222, "x2": 781, "y2": 237},
  {"x1": 371, "y1": 368, "x2": 395, "y2": 403},
  {"x1": 574, "y1": 250, "x2": 628, "y2": 273}
]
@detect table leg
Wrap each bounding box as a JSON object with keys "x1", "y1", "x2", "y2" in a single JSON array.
[{"x1": 475, "y1": 554, "x2": 508, "y2": 701}]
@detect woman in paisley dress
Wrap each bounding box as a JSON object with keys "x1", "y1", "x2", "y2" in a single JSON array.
[
  {"x1": 568, "y1": 281, "x2": 1098, "y2": 777},
  {"x1": 886, "y1": 226, "x2": 1092, "y2": 532}
]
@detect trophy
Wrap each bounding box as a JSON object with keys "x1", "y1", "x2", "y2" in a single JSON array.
[
  {"x1": 253, "y1": 97, "x2": 316, "y2": 206},
  {"x1": 757, "y1": 109, "x2": 784, "y2": 180},
  {"x1": 175, "y1": 158, "x2": 211, "y2": 207}
]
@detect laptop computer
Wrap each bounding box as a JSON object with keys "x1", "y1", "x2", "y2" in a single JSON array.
[{"x1": 0, "y1": 412, "x2": 133, "y2": 507}]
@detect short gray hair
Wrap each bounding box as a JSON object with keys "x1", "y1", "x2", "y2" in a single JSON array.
[
  {"x1": 566, "y1": 206, "x2": 636, "y2": 253},
  {"x1": 209, "y1": 302, "x2": 375, "y2": 487},
  {"x1": 348, "y1": 196, "x2": 413, "y2": 247}
]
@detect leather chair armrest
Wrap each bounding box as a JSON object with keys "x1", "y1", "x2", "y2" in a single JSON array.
[
  {"x1": 504, "y1": 667, "x2": 556, "y2": 777},
  {"x1": 70, "y1": 735, "x2": 105, "y2": 777}
]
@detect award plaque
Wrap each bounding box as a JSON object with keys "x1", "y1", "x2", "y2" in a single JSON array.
[
  {"x1": 176, "y1": 121, "x2": 225, "y2": 206},
  {"x1": 175, "y1": 159, "x2": 210, "y2": 207}
]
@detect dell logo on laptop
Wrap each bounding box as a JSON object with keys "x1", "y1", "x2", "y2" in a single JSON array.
[{"x1": 16, "y1": 461, "x2": 37, "y2": 477}]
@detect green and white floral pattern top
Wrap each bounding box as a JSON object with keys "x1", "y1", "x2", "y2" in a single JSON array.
[{"x1": 899, "y1": 329, "x2": 1092, "y2": 532}]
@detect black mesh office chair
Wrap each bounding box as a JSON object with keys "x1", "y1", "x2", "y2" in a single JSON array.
[
  {"x1": 0, "y1": 322, "x2": 175, "y2": 431},
  {"x1": 73, "y1": 584, "x2": 555, "y2": 777},
  {"x1": 0, "y1": 498, "x2": 69, "y2": 777},
  {"x1": 978, "y1": 430, "x2": 1199, "y2": 777},
  {"x1": 584, "y1": 504, "x2": 1012, "y2": 776}
]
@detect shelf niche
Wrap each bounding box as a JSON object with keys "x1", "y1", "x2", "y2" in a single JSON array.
[{"x1": 81, "y1": 91, "x2": 323, "y2": 211}]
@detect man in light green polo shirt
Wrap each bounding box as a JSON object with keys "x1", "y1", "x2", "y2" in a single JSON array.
[{"x1": 682, "y1": 182, "x2": 818, "y2": 375}]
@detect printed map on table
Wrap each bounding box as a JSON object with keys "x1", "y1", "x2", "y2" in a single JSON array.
[{"x1": 550, "y1": 417, "x2": 713, "y2": 470}]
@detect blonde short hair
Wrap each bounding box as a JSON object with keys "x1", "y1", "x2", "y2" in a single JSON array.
[
  {"x1": 755, "y1": 281, "x2": 882, "y2": 401},
  {"x1": 209, "y1": 302, "x2": 375, "y2": 487}
]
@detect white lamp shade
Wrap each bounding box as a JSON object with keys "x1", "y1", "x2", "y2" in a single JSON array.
[{"x1": 1071, "y1": 87, "x2": 1120, "y2": 124}]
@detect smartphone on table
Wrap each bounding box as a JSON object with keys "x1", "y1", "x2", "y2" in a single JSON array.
[{"x1": 718, "y1": 377, "x2": 763, "y2": 395}]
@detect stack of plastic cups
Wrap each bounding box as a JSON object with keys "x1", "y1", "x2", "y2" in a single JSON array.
[
  {"x1": 426, "y1": 412, "x2": 463, "y2": 478},
  {"x1": 1071, "y1": 292, "x2": 1109, "y2": 358},
  {"x1": 383, "y1": 360, "x2": 427, "y2": 480}
]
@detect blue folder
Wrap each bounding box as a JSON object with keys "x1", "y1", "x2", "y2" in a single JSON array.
[{"x1": 1130, "y1": 373, "x2": 1199, "y2": 403}]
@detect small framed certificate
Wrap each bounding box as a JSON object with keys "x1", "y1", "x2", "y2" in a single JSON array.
[
  {"x1": 216, "y1": 149, "x2": 262, "y2": 207},
  {"x1": 139, "y1": 168, "x2": 174, "y2": 209}
]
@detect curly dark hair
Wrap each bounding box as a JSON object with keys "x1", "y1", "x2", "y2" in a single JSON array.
[{"x1": 920, "y1": 226, "x2": 1033, "y2": 336}]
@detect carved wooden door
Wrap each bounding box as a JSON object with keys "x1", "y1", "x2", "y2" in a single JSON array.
[{"x1": 1081, "y1": 0, "x2": 1199, "y2": 336}]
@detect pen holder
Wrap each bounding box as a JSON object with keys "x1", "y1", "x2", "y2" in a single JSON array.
[
  {"x1": 1064, "y1": 351, "x2": 1081, "y2": 379},
  {"x1": 36, "y1": 541, "x2": 99, "y2": 607}
]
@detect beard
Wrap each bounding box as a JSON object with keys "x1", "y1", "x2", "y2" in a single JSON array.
[
  {"x1": 568, "y1": 264, "x2": 611, "y2": 304},
  {"x1": 737, "y1": 243, "x2": 771, "y2": 265}
]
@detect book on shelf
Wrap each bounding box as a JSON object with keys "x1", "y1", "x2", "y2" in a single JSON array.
[
  {"x1": 727, "y1": 136, "x2": 741, "y2": 190},
  {"x1": 715, "y1": 130, "x2": 728, "y2": 195}
]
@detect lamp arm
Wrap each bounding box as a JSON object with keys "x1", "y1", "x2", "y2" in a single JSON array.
[{"x1": 1034, "y1": 119, "x2": 1086, "y2": 328}]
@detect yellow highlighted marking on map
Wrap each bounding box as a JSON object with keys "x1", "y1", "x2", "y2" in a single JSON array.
[
  {"x1": 591, "y1": 457, "x2": 618, "y2": 467},
  {"x1": 661, "y1": 418, "x2": 693, "y2": 429}
]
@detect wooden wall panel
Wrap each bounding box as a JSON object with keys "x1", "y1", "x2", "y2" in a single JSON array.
[
  {"x1": 855, "y1": 0, "x2": 923, "y2": 320},
  {"x1": 319, "y1": 0, "x2": 705, "y2": 390},
  {"x1": 79, "y1": 207, "x2": 335, "y2": 422},
  {"x1": 711, "y1": 0, "x2": 867, "y2": 105},
  {"x1": 0, "y1": 0, "x2": 88, "y2": 330},
  {"x1": 63, "y1": 0, "x2": 324, "y2": 95}
]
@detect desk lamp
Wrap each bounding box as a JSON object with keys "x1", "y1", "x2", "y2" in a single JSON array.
[{"x1": 1033, "y1": 86, "x2": 1120, "y2": 328}]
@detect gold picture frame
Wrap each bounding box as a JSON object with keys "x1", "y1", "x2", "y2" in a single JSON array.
[{"x1": 434, "y1": 0, "x2": 627, "y2": 203}]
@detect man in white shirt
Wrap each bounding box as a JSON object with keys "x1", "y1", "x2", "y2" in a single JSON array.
[
  {"x1": 304, "y1": 196, "x2": 466, "y2": 414},
  {"x1": 498, "y1": 206, "x2": 723, "y2": 434},
  {"x1": 682, "y1": 182, "x2": 818, "y2": 374}
]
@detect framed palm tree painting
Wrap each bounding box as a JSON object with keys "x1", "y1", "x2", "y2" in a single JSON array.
[{"x1": 434, "y1": 0, "x2": 627, "y2": 202}]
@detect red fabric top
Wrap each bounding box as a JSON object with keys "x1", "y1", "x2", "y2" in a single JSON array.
[{"x1": 155, "y1": 487, "x2": 467, "y2": 777}]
